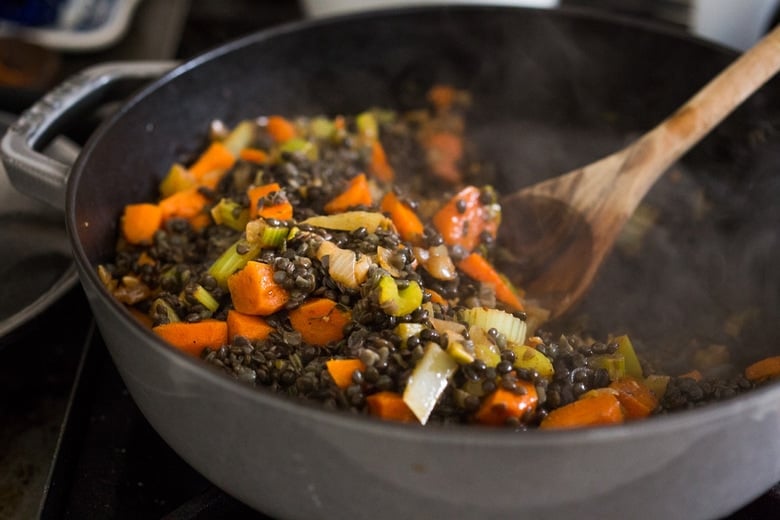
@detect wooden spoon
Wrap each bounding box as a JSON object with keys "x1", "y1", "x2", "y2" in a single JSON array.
[{"x1": 499, "y1": 25, "x2": 780, "y2": 319}]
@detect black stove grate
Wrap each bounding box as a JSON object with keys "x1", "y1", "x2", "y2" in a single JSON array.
[{"x1": 39, "y1": 326, "x2": 269, "y2": 519}]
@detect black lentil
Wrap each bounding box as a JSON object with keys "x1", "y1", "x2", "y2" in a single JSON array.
[{"x1": 101, "y1": 96, "x2": 768, "y2": 432}]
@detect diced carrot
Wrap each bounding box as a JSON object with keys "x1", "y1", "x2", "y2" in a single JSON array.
[
  {"x1": 679, "y1": 369, "x2": 703, "y2": 382},
  {"x1": 427, "y1": 84, "x2": 458, "y2": 112},
  {"x1": 745, "y1": 355, "x2": 780, "y2": 382},
  {"x1": 474, "y1": 381, "x2": 539, "y2": 426},
  {"x1": 227, "y1": 309, "x2": 274, "y2": 341},
  {"x1": 288, "y1": 298, "x2": 351, "y2": 347},
  {"x1": 158, "y1": 187, "x2": 208, "y2": 222},
  {"x1": 540, "y1": 391, "x2": 625, "y2": 430},
  {"x1": 366, "y1": 391, "x2": 417, "y2": 423},
  {"x1": 247, "y1": 182, "x2": 294, "y2": 221},
  {"x1": 188, "y1": 212, "x2": 213, "y2": 232},
  {"x1": 266, "y1": 115, "x2": 297, "y2": 143},
  {"x1": 609, "y1": 377, "x2": 659, "y2": 419},
  {"x1": 152, "y1": 319, "x2": 228, "y2": 357},
  {"x1": 423, "y1": 131, "x2": 463, "y2": 184},
  {"x1": 326, "y1": 358, "x2": 366, "y2": 389},
  {"x1": 189, "y1": 141, "x2": 236, "y2": 181},
  {"x1": 227, "y1": 261, "x2": 290, "y2": 316},
  {"x1": 324, "y1": 173, "x2": 373, "y2": 214},
  {"x1": 525, "y1": 336, "x2": 544, "y2": 348},
  {"x1": 136, "y1": 251, "x2": 156, "y2": 267},
  {"x1": 239, "y1": 147, "x2": 269, "y2": 165},
  {"x1": 432, "y1": 186, "x2": 499, "y2": 252},
  {"x1": 457, "y1": 252, "x2": 524, "y2": 312},
  {"x1": 380, "y1": 191, "x2": 424, "y2": 245},
  {"x1": 424, "y1": 288, "x2": 447, "y2": 307},
  {"x1": 369, "y1": 140, "x2": 395, "y2": 182},
  {"x1": 121, "y1": 203, "x2": 162, "y2": 245}
]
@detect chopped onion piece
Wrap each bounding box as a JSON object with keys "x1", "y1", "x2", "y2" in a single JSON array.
[
  {"x1": 403, "y1": 343, "x2": 459, "y2": 424},
  {"x1": 430, "y1": 318, "x2": 466, "y2": 336},
  {"x1": 376, "y1": 246, "x2": 404, "y2": 278},
  {"x1": 316, "y1": 240, "x2": 372, "y2": 289},
  {"x1": 301, "y1": 211, "x2": 393, "y2": 233},
  {"x1": 413, "y1": 244, "x2": 457, "y2": 281}
]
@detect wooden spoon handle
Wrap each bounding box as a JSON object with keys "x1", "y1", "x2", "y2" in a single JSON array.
[{"x1": 623, "y1": 23, "x2": 780, "y2": 200}]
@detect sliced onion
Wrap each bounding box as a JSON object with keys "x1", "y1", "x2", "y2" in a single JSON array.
[
  {"x1": 301, "y1": 211, "x2": 393, "y2": 233},
  {"x1": 376, "y1": 246, "x2": 404, "y2": 278},
  {"x1": 403, "y1": 342, "x2": 458, "y2": 425},
  {"x1": 413, "y1": 244, "x2": 456, "y2": 281},
  {"x1": 316, "y1": 240, "x2": 372, "y2": 289}
]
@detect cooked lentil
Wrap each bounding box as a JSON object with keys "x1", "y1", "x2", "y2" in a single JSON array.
[{"x1": 100, "y1": 86, "x2": 774, "y2": 430}]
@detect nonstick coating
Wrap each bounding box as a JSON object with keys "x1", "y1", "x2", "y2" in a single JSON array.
[{"x1": 65, "y1": 6, "x2": 780, "y2": 519}]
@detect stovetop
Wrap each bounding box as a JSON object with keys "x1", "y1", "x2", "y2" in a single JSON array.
[{"x1": 1, "y1": 1, "x2": 780, "y2": 519}]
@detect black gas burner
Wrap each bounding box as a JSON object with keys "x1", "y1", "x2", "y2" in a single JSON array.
[{"x1": 38, "y1": 328, "x2": 267, "y2": 519}]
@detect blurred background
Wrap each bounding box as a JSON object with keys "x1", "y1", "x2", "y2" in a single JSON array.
[
  {"x1": 1, "y1": 0, "x2": 779, "y2": 116},
  {"x1": 0, "y1": 1, "x2": 779, "y2": 519}
]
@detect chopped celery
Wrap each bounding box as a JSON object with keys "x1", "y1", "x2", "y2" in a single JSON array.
[
  {"x1": 589, "y1": 354, "x2": 626, "y2": 382},
  {"x1": 469, "y1": 325, "x2": 501, "y2": 367},
  {"x1": 300, "y1": 211, "x2": 394, "y2": 233},
  {"x1": 510, "y1": 343, "x2": 555, "y2": 379},
  {"x1": 403, "y1": 342, "x2": 458, "y2": 424},
  {"x1": 190, "y1": 284, "x2": 220, "y2": 312},
  {"x1": 462, "y1": 379, "x2": 485, "y2": 397},
  {"x1": 309, "y1": 116, "x2": 335, "y2": 140},
  {"x1": 222, "y1": 120, "x2": 256, "y2": 156},
  {"x1": 279, "y1": 137, "x2": 318, "y2": 161},
  {"x1": 245, "y1": 219, "x2": 289, "y2": 247},
  {"x1": 372, "y1": 108, "x2": 396, "y2": 126},
  {"x1": 210, "y1": 219, "x2": 289, "y2": 288},
  {"x1": 159, "y1": 163, "x2": 195, "y2": 197},
  {"x1": 208, "y1": 239, "x2": 264, "y2": 289},
  {"x1": 377, "y1": 276, "x2": 423, "y2": 317},
  {"x1": 393, "y1": 323, "x2": 426, "y2": 348},
  {"x1": 210, "y1": 198, "x2": 249, "y2": 231},
  {"x1": 150, "y1": 297, "x2": 180, "y2": 324},
  {"x1": 615, "y1": 334, "x2": 643, "y2": 379},
  {"x1": 644, "y1": 374, "x2": 670, "y2": 399},
  {"x1": 356, "y1": 111, "x2": 378, "y2": 141},
  {"x1": 460, "y1": 306, "x2": 527, "y2": 345},
  {"x1": 444, "y1": 331, "x2": 475, "y2": 365}
]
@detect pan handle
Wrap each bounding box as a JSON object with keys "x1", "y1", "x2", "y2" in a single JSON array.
[{"x1": 0, "y1": 61, "x2": 177, "y2": 210}]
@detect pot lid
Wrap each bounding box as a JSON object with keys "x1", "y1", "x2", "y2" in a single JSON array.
[{"x1": 0, "y1": 111, "x2": 78, "y2": 339}]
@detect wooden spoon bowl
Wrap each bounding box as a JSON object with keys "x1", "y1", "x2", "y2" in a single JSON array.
[{"x1": 499, "y1": 24, "x2": 780, "y2": 318}]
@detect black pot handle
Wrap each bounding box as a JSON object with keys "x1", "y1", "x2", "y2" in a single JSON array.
[{"x1": 0, "y1": 61, "x2": 177, "y2": 210}]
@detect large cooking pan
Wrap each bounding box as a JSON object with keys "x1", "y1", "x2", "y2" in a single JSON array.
[{"x1": 3, "y1": 6, "x2": 780, "y2": 519}]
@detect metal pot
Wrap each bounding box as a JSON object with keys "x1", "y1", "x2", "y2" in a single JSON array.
[{"x1": 3, "y1": 6, "x2": 779, "y2": 519}]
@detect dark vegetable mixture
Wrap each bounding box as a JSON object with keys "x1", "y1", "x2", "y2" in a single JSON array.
[{"x1": 99, "y1": 86, "x2": 780, "y2": 429}]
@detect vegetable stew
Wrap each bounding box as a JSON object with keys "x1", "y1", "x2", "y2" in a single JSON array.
[{"x1": 98, "y1": 86, "x2": 779, "y2": 429}]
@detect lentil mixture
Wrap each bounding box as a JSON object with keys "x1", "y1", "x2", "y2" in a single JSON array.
[{"x1": 99, "y1": 86, "x2": 777, "y2": 429}]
